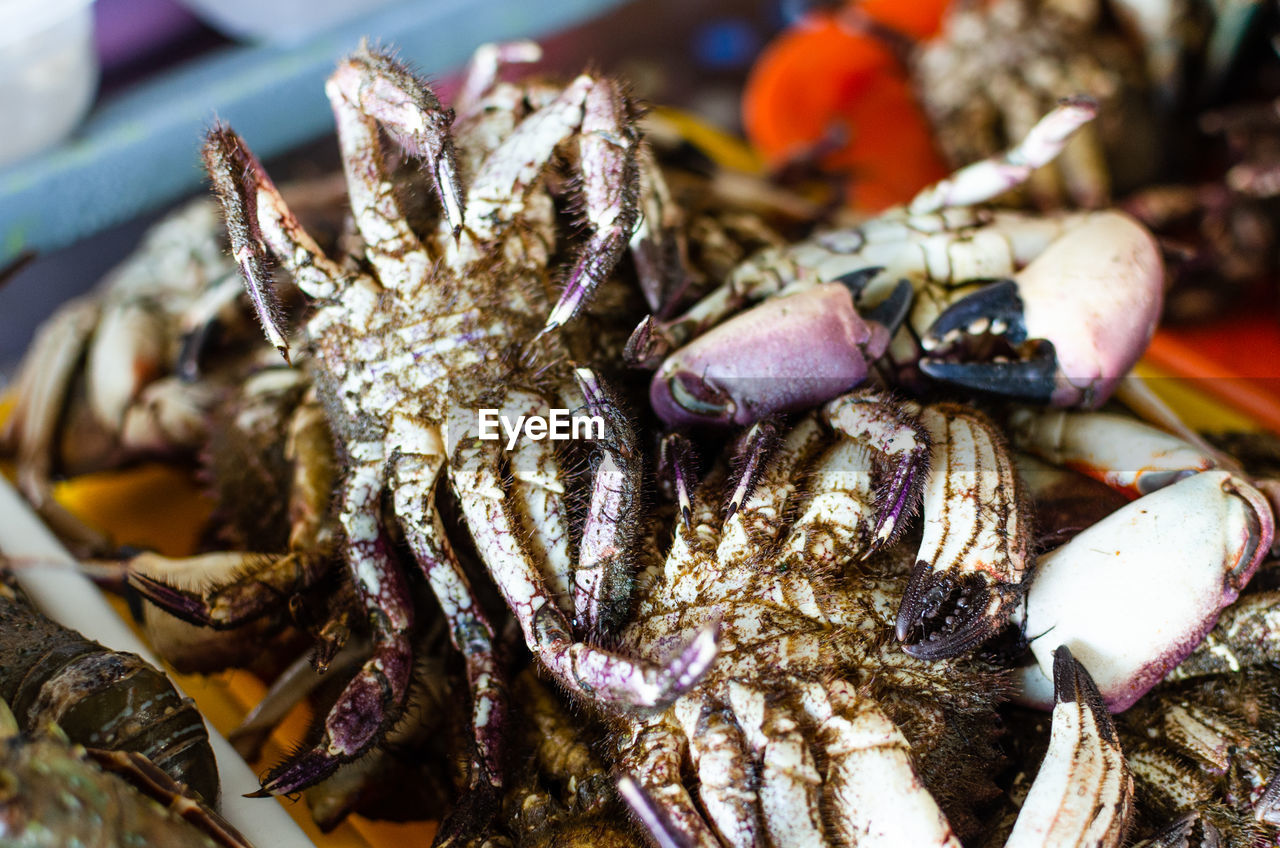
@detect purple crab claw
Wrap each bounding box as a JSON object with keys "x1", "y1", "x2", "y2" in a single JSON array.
[
  {"x1": 649, "y1": 278, "x2": 908, "y2": 427},
  {"x1": 919, "y1": 211, "x2": 1163, "y2": 408},
  {"x1": 1016, "y1": 469, "x2": 1274, "y2": 712}
]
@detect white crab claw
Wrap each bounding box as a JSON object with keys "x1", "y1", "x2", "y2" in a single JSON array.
[{"x1": 1017, "y1": 470, "x2": 1274, "y2": 712}]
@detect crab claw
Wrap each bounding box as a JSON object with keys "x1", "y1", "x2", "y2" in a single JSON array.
[
  {"x1": 896, "y1": 404, "x2": 1030, "y2": 659},
  {"x1": 1016, "y1": 469, "x2": 1274, "y2": 712},
  {"x1": 919, "y1": 211, "x2": 1163, "y2": 408},
  {"x1": 649, "y1": 279, "x2": 906, "y2": 427}
]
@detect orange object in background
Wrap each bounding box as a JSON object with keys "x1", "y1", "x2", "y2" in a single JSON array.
[{"x1": 742, "y1": 3, "x2": 950, "y2": 211}]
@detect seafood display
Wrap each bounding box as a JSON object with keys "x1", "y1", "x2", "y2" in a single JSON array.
[
  {"x1": 0, "y1": 564, "x2": 220, "y2": 806},
  {"x1": 633, "y1": 102, "x2": 1164, "y2": 426},
  {"x1": 6, "y1": 17, "x2": 1280, "y2": 848},
  {"x1": 0, "y1": 696, "x2": 249, "y2": 848}
]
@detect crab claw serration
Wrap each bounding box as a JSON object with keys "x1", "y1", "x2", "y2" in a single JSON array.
[
  {"x1": 648, "y1": 276, "x2": 908, "y2": 427},
  {"x1": 919, "y1": 211, "x2": 1163, "y2": 408},
  {"x1": 895, "y1": 403, "x2": 1030, "y2": 660}
]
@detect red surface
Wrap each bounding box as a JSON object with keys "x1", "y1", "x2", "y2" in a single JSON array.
[
  {"x1": 1148, "y1": 304, "x2": 1280, "y2": 433},
  {"x1": 742, "y1": 8, "x2": 948, "y2": 211}
]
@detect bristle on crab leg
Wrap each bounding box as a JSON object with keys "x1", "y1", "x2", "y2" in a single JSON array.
[
  {"x1": 203, "y1": 126, "x2": 348, "y2": 361},
  {"x1": 1005, "y1": 647, "x2": 1133, "y2": 848},
  {"x1": 896, "y1": 404, "x2": 1028, "y2": 660},
  {"x1": 909, "y1": 97, "x2": 1098, "y2": 215},
  {"x1": 543, "y1": 78, "x2": 640, "y2": 334},
  {"x1": 618, "y1": 722, "x2": 722, "y2": 848},
  {"x1": 822, "y1": 392, "x2": 931, "y2": 555},
  {"x1": 454, "y1": 40, "x2": 542, "y2": 120},
  {"x1": 391, "y1": 455, "x2": 506, "y2": 795},
  {"x1": 799, "y1": 680, "x2": 962, "y2": 848},
  {"x1": 572, "y1": 368, "x2": 643, "y2": 639},
  {"x1": 202, "y1": 126, "x2": 293, "y2": 361},
  {"x1": 327, "y1": 45, "x2": 462, "y2": 269},
  {"x1": 451, "y1": 426, "x2": 716, "y2": 708},
  {"x1": 258, "y1": 456, "x2": 413, "y2": 796}
]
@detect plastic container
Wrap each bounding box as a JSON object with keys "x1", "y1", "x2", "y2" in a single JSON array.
[
  {"x1": 178, "y1": 0, "x2": 399, "y2": 44},
  {"x1": 0, "y1": 0, "x2": 99, "y2": 167}
]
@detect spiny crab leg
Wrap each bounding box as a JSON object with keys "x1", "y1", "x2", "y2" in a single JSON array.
[
  {"x1": 202, "y1": 126, "x2": 346, "y2": 361},
  {"x1": 541, "y1": 79, "x2": 640, "y2": 333},
  {"x1": 572, "y1": 368, "x2": 643, "y2": 640},
  {"x1": 449, "y1": 391, "x2": 717, "y2": 709},
  {"x1": 907, "y1": 96, "x2": 1098, "y2": 215},
  {"x1": 328, "y1": 45, "x2": 465, "y2": 245},
  {"x1": 256, "y1": 454, "x2": 413, "y2": 796},
  {"x1": 1005, "y1": 646, "x2": 1133, "y2": 848}
]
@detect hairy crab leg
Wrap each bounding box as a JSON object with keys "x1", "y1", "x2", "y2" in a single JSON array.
[
  {"x1": 1165, "y1": 590, "x2": 1280, "y2": 681},
  {"x1": 0, "y1": 296, "x2": 112, "y2": 552},
  {"x1": 128, "y1": 551, "x2": 334, "y2": 628},
  {"x1": 1005, "y1": 647, "x2": 1133, "y2": 848},
  {"x1": 897, "y1": 403, "x2": 1029, "y2": 660},
  {"x1": 328, "y1": 45, "x2": 464, "y2": 251},
  {"x1": 453, "y1": 40, "x2": 542, "y2": 121},
  {"x1": 673, "y1": 697, "x2": 761, "y2": 848},
  {"x1": 458, "y1": 73, "x2": 640, "y2": 333},
  {"x1": 822, "y1": 391, "x2": 932, "y2": 553},
  {"x1": 542, "y1": 78, "x2": 640, "y2": 332},
  {"x1": 390, "y1": 453, "x2": 506, "y2": 799},
  {"x1": 202, "y1": 126, "x2": 345, "y2": 360},
  {"x1": 572, "y1": 369, "x2": 643, "y2": 640},
  {"x1": 258, "y1": 454, "x2": 413, "y2": 795},
  {"x1": 713, "y1": 418, "x2": 820, "y2": 580},
  {"x1": 129, "y1": 390, "x2": 340, "y2": 628},
  {"x1": 631, "y1": 143, "x2": 692, "y2": 316},
  {"x1": 450, "y1": 420, "x2": 715, "y2": 709},
  {"x1": 798, "y1": 680, "x2": 963, "y2": 848},
  {"x1": 618, "y1": 720, "x2": 722, "y2": 848}
]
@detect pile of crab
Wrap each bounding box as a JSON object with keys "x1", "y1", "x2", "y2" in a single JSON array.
[{"x1": 9, "y1": 40, "x2": 1280, "y2": 848}]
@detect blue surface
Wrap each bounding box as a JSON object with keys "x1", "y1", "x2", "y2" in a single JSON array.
[{"x1": 0, "y1": 0, "x2": 627, "y2": 265}]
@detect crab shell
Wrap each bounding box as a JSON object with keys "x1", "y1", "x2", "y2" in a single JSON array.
[{"x1": 1016, "y1": 469, "x2": 1275, "y2": 712}]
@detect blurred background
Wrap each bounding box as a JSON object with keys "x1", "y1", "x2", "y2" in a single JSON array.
[
  {"x1": 6, "y1": 0, "x2": 1280, "y2": 427},
  {"x1": 0, "y1": 0, "x2": 797, "y2": 372}
]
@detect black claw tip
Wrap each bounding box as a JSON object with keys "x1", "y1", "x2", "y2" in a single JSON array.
[
  {"x1": 919, "y1": 345, "x2": 1059, "y2": 403},
  {"x1": 897, "y1": 561, "x2": 1002, "y2": 660},
  {"x1": 1052, "y1": 645, "x2": 1118, "y2": 742},
  {"x1": 925, "y1": 279, "x2": 1026, "y2": 345},
  {"x1": 863, "y1": 278, "x2": 914, "y2": 337}
]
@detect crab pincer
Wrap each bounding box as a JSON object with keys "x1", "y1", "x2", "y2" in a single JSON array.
[
  {"x1": 649, "y1": 276, "x2": 909, "y2": 427},
  {"x1": 1011, "y1": 410, "x2": 1275, "y2": 712},
  {"x1": 919, "y1": 210, "x2": 1164, "y2": 408}
]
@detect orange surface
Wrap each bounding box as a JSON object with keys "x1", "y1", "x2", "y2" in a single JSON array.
[
  {"x1": 742, "y1": 4, "x2": 950, "y2": 211},
  {"x1": 1146, "y1": 305, "x2": 1280, "y2": 435}
]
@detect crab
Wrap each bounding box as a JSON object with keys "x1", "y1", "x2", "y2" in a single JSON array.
[
  {"x1": 0, "y1": 173, "x2": 350, "y2": 555},
  {"x1": 631, "y1": 100, "x2": 1166, "y2": 427},
  {"x1": 911, "y1": 0, "x2": 1266, "y2": 209},
  {"x1": 605, "y1": 398, "x2": 1133, "y2": 845},
  {"x1": 154, "y1": 43, "x2": 727, "y2": 806}
]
